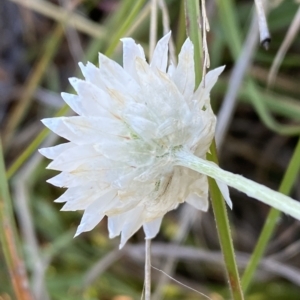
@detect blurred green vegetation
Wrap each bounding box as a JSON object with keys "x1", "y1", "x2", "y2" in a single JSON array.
[{"x1": 1, "y1": 0, "x2": 300, "y2": 299}]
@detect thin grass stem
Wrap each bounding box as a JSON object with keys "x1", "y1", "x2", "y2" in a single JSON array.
[
  {"x1": 184, "y1": 3, "x2": 244, "y2": 298},
  {"x1": 0, "y1": 138, "x2": 33, "y2": 300},
  {"x1": 184, "y1": 0, "x2": 203, "y2": 86},
  {"x1": 207, "y1": 142, "x2": 244, "y2": 300},
  {"x1": 149, "y1": 0, "x2": 158, "y2": 60},
  {"x1": 241, "y1": 137, "x2": 300, "y2": 293},
  {"x1": 3, "y1": 24, "x2": 64, "y2": 148},
  {"x1": 145, "y1": 239, "x2": 152, "y2": 300}
]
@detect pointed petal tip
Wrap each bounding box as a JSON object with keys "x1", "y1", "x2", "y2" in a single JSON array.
[
  {"x1": 74, "y1": 224, "x2": 86, "y2": 237},
  {"x1": 60, "y1": 204, "x2": 71, "y2": 211},
  {"x1": 41, "y1": 117, "x2": 66, "y2": 133},
  {"x1": 46, "y1": 175, "x2": 63, "y2": 187},
  {"x1": 150, "y1": 32, "x2": 172, "y2": 71},
  {"x1": 217, "y1": 65, "x2": 226, "y2": 73},
  {"x1": 209, "y1": 65, "x2": 226, "y2": 77},
  {"x1": 54, "y1": 198, "x2": 65, "y2": 203},
  {"x1": 78, "y1": 61, "x2": 85, "y2": 68},
  {"x1": 226, "y1": 198, "x2": 233, "y2": 210},
  {"x1": 98, "y1": 52, "x2": 108, "y2": 64},
  {"x1": 157, "y1": 32, "x2": 171, "y2": 47},
  {"x1": 201, "y1": 201, "x2": 209, "y2": 212},
  {"x1": 74, "y1": 231, "x2": 80, "y2": 238},
  {"x1": 38, "y1": 148, "x2": 46, "y2": 156},
  {"x1": 41, "y1": 118, "x2": 50, "y2": 126},
  {"x1": 143, "y1": 217, "x2": 163, "y2": 239},
  {"x1": 60, "y1": 92, "x2": 77, "y2": 101},
  {"x1": 183, "y1": 36, "x2": 193, "y2": 46},
  {"x1": 41, "y1": 118, "x2": 57, "y2": 131},
  {"x1": 68, "y1": 77, "x2": 79, "y2": 86},
  {"x1": 39, "y1": 147, "x2": 56, "y2": 161},
  {"x1": 226, "y1": 196, "x2": 233, "y2": 210},
  {"x1": 216, "y1": 179, "x2": 233, "y2": 209},
  {"x1": 120, "y1": 37, "x2": 131, "y2": 42},
  {"x1": 109, "y1": 233, "x2": 116, "y2": 239},
  {"x1": 118, "y1": 243, "x2": 124, "y2": 250},
  {"x1": 164, "y1": 31, "x2": 171, "y2": 38},
  {"x1": 159, "y1": 31, "x2": 171, "y2": 48},
  {"x1": 45, "y1": 162, "x2": 53, "y2": 170},
  {"x1": 203, "y1": 65, "x2": 226, "y2": 83}
]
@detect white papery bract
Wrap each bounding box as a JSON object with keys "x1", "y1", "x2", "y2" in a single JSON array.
[{"x1": 40, "y1": 33, "x2": 228, "y2": 248}]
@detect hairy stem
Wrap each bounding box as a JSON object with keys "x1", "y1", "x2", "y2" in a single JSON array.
[{"x1": 175, "y1": 148, "x2": 300, "y2": 220}]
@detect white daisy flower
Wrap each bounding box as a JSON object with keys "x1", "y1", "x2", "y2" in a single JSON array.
[
  {"x1": 40, "y1": 32, "x2": 300, "y2": 248},
  {"x1": 39, "y1": 33, "x2": 225, "y2": 247}
]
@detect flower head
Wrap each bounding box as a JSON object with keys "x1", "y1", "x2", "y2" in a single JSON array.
[{"x1": 40, "y1": 33, "x2": 226, "y2": 248}]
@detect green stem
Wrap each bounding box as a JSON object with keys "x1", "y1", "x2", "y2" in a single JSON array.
[
  {"x1": 241, "y1": 137, "x2": 300, "y2": 292},
  {"x1": 175, "y1": 142, "x2": 300, "y2": 298},
  {"x1": 185, "y1": 2, "x2": 243, "y2": 298},
  {"x1": 176, "y1": 144, "x2": 245, "y2": 299},
  {"x1": 208, "y1": 177, "x2": 244, "y2": 300},
  {"x1": 184, "y1": 0, "x2": 203, "y2": 86},
  {"x1": 215, "y1": 0, "x2": 300, "y2": 291},
  {"x1": 208, "y1": 143, "x2": 244, "y2": 300},
  {"x1": 176, "y1": 146, "x2": 300, "y2": 220}
]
